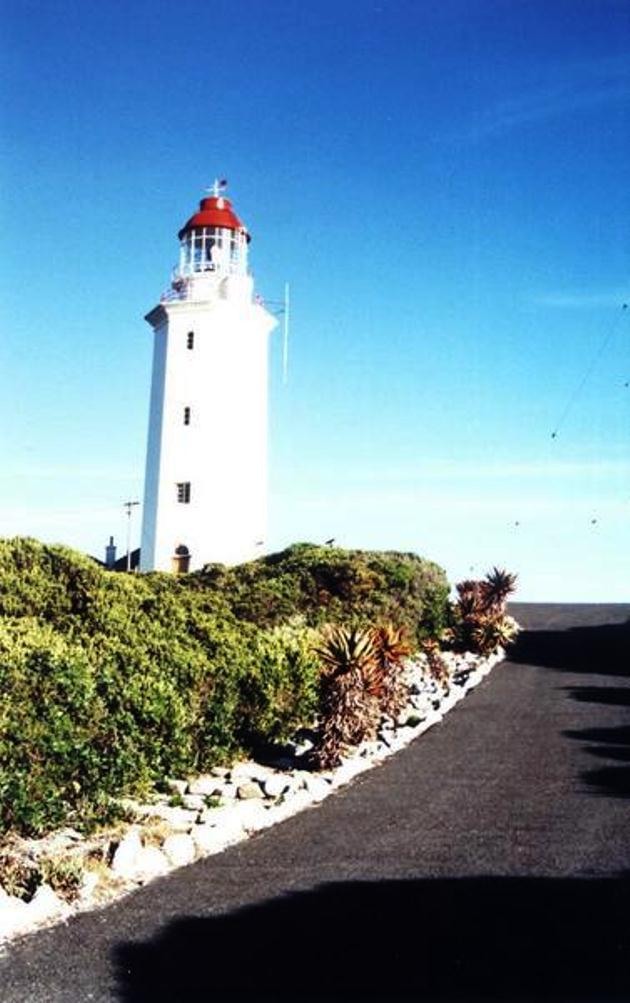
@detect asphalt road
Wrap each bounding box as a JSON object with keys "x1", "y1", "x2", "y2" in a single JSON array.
[{"x1": 2, "y1": 603, "x2": 630, "y2": 1003}]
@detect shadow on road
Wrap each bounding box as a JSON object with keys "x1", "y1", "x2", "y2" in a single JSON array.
[
  {"x1": 510, "y1": 619, "x2": 630, "y2": 678},
  {"x1": 563, "y1": 686, "x2": 630, "y2": 707},
  {"x1": 114, "y1": 874, "x2": 630, "y2": 1002},
  {"x1": 510, "y1": 620, "x2": 630, "y2": 799},
  {"x1": 564, "y1": 722, "x2": 630, "y2": 799}
]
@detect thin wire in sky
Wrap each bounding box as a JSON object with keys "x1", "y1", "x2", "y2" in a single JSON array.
[{"x1": 550, "y1": 302, "x2": 628, "y2": 440}]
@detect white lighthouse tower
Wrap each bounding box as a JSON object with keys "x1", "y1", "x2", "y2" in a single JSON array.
[{"x1": 140, "y1": 182, "x2": 277, "y2": 573}]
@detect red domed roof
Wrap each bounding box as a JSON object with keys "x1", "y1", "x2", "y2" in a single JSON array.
[{"x1": 178, "y1": 196, "x2": 250, "y2": 241}]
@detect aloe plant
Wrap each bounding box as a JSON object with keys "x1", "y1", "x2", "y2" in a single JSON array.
[
  {"x1": 450, "y1": 567, "x2": 518, "y2": 656},
  {"x1": 480, "y1": 568, "x2": 518, "y2": 614},
  {"x1": 369, "y1": 624, "x2": 412, "y2": 721},
  {"x1": 312, "y1": 626, "x2": 381, "y2": 768},
  {"x1": 421, "y1": 638, "x2": 451, "y2": 688},
  {"x1": 470, "y1": 613, "x2": 519, "y2": 655}
]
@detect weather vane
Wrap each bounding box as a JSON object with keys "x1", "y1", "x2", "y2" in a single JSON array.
[{"x1": 206, "y1": 178, "x2": 228, "y2": 198}]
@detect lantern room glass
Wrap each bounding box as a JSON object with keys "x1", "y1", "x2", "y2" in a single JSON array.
[{"x1": 179, "y1": 226, "x2": 248, "y2": 277}]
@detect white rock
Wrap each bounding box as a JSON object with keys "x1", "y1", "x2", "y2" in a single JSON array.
[
  {"x1": 229, "y1": 761, "x2": 264, "y2": 780},
  {"x1": 181, "y1": 794, "x2": 205, "y2": 811},
  {"x1": 197, "y1": 807, "x2": 247, "y2": 839},
  {"x1": 410, "y1": 695, "x2": 433, "y2": 714},
  {"x1": 134, "y1": 846, "x2": 171, "y2": 881},
  {"x1": 293, "y1": 736, "x2": 315, "y2": 756},
  {"x1": 0, "y1": 895, "x2": 30, "y2": 940},
  {"x1": 162, "y1": 834, "x2": 196, "y2": 867},
  {"x1": 141, "y1": 805, "x2": 197, "y2": 832},
  {"x1": 80, "y1": 871, "x2": 100, "y2": 901},
  {"x1": 197, "y1": 805, "x2": 232, "y2": 826},
  {"x1": 232, "y1": 802, "x2": 272, "y2": 833},
  {"x1": 111, "y1": 828, "x2": 142, "y2": 877},
  {"x1": 262, "y1": 774, "x2": 292, "y2": 798},
  {"x1": 386, "y1": 732, "x2": 408, "y2": 752},
  {"x1": 28, "y1": 885, "x2": 69, "y2": 923},
  {"x1": 191, "y1": 824, "x2": 243, "y2": 855},
  {"x1": 301, "y1": 774, "x2": 332, "y2": 801},
  {"x1": 125, "y1": 803, "x2": 155, "y2": 821},
  {"x1": 209, "y1": 783, "x2": 237, "y2": 800},
  {"x1": 329, "y1": 760, "x2": 365, "y2": 788},
  {"x1": 439, "y1": 692, "x2": 457, "y2": 713},
  {"x1": 237, "y1": 782, "x2": 264, "y2": 800},
  {"x1": 292, "y1": 770, "x2": 311, "y2": 790},
  {"x1": 187, "y1": 775, "x2": 222, "y2": 796},
  {"x1": 265, "y1": 789, "x2": 314, "y2": 822}
]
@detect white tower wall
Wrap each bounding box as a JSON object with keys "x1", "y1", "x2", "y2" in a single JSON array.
[{"x1": 140, "y1": 196, "x2": 276, "y2": 573}]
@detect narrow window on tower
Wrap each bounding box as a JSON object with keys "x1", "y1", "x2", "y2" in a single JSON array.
[
  {"x1": 187, "y1": 331, "x2": 194, "y2": 350},
  {"x1": 183, "y1": 406, "x2": 191, "y2": 426},
  {"x1": 176, "y1": 482, "x2": 191, "y2": 504}
]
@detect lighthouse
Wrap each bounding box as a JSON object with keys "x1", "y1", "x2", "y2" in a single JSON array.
[{"x1": 139, "y1": 182, "x2": 277, "y2": 573}]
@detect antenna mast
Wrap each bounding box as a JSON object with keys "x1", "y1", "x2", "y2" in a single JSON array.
[{"x1": 123, "y1": 500, "x2": 140, "y2": 572}]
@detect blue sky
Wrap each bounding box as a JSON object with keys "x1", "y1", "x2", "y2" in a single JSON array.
[{"x1": 1, "y1": 0, "x2": 629, "y2": 600}]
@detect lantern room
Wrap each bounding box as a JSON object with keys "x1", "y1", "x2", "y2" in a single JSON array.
[{"x1": 176, "y1": 189, "x2": 250, "y2": 279}]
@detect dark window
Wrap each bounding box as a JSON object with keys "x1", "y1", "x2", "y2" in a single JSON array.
[
  {"x1": 187, "y1": 331, "x2": 194, "y2": 350},
  {"x1": 183, "y1": 406, "x2": 191, "y2": 426},
  {"x1": 176, "y1": 482, "x2": 191, "y2": 504}
]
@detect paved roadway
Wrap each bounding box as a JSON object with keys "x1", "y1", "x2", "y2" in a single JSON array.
[{"x1": 2, "y1": 603, "x2": 630, "y2": 1003}]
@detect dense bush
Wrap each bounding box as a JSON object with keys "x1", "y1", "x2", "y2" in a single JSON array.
[
  {"x1": 0, "y1": 538, "x2": 448, "y2": 837},
  {"x1": 0, "y1": 540, "x2": 321, "y2": 836},
  {"x1": 191, "y1": 543, "x2": 450, "y2": 644}
]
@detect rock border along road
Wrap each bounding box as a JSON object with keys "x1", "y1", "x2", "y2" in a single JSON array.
[
  {"x1": 2, "y1": 603, "x2": 630, "y2": 1002},
  {"x1": 0, "y1": 643, "x2": 500, "y2": 944}
]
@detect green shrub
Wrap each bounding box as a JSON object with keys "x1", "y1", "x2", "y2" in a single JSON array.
[
  {"x1": 0, "y1": 538, "x2": 104, "y2": 625},
  {"x1": 40, "y1": 854, "x2": 85, "y2": 901},
  {"x1": 0, "y1": 537, "x2": 449, "y2": 838},
  {"x1": 237, "y1": 622, "x2": 321, "y2": 748},
  {"x1": 0, "y1": 610, "x2": 264, "y2": 835},
  {"x1": 0, "y1": 620, "x2": 120, "y2": 835},
  {"x1": 191, "y1": 543, "x2": 450, "y2": 645},
  {"x1": 0, "y1": 848, "x2": 41, "y2": 899}
]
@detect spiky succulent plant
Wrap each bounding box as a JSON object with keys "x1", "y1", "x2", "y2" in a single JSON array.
[
  {"x1": 369, "y1": 624, "x2": 412, "y2": 721},
  {"x1": 480, "y1": 567, "x2": 518, "y2": 614},
  {"x1": 312, "y1": 626, "x2": 381, "y2": 768},
  {"x1": 470, "y1": 613, "x2": 519, "y2": 655},
  {"x1": 450, "y1": 568, "x2": 518, "y2": 656},
  {"x1": 421, "y1": 638, "x2": 451, "y2": 688},
  {"x1": 314, "y1": 625, "x2": 377, "y2": 679}
]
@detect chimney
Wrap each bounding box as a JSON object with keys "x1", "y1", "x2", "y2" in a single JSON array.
[{"x1": 105, "y1": 535, "x2": 117, "y2": 569}]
